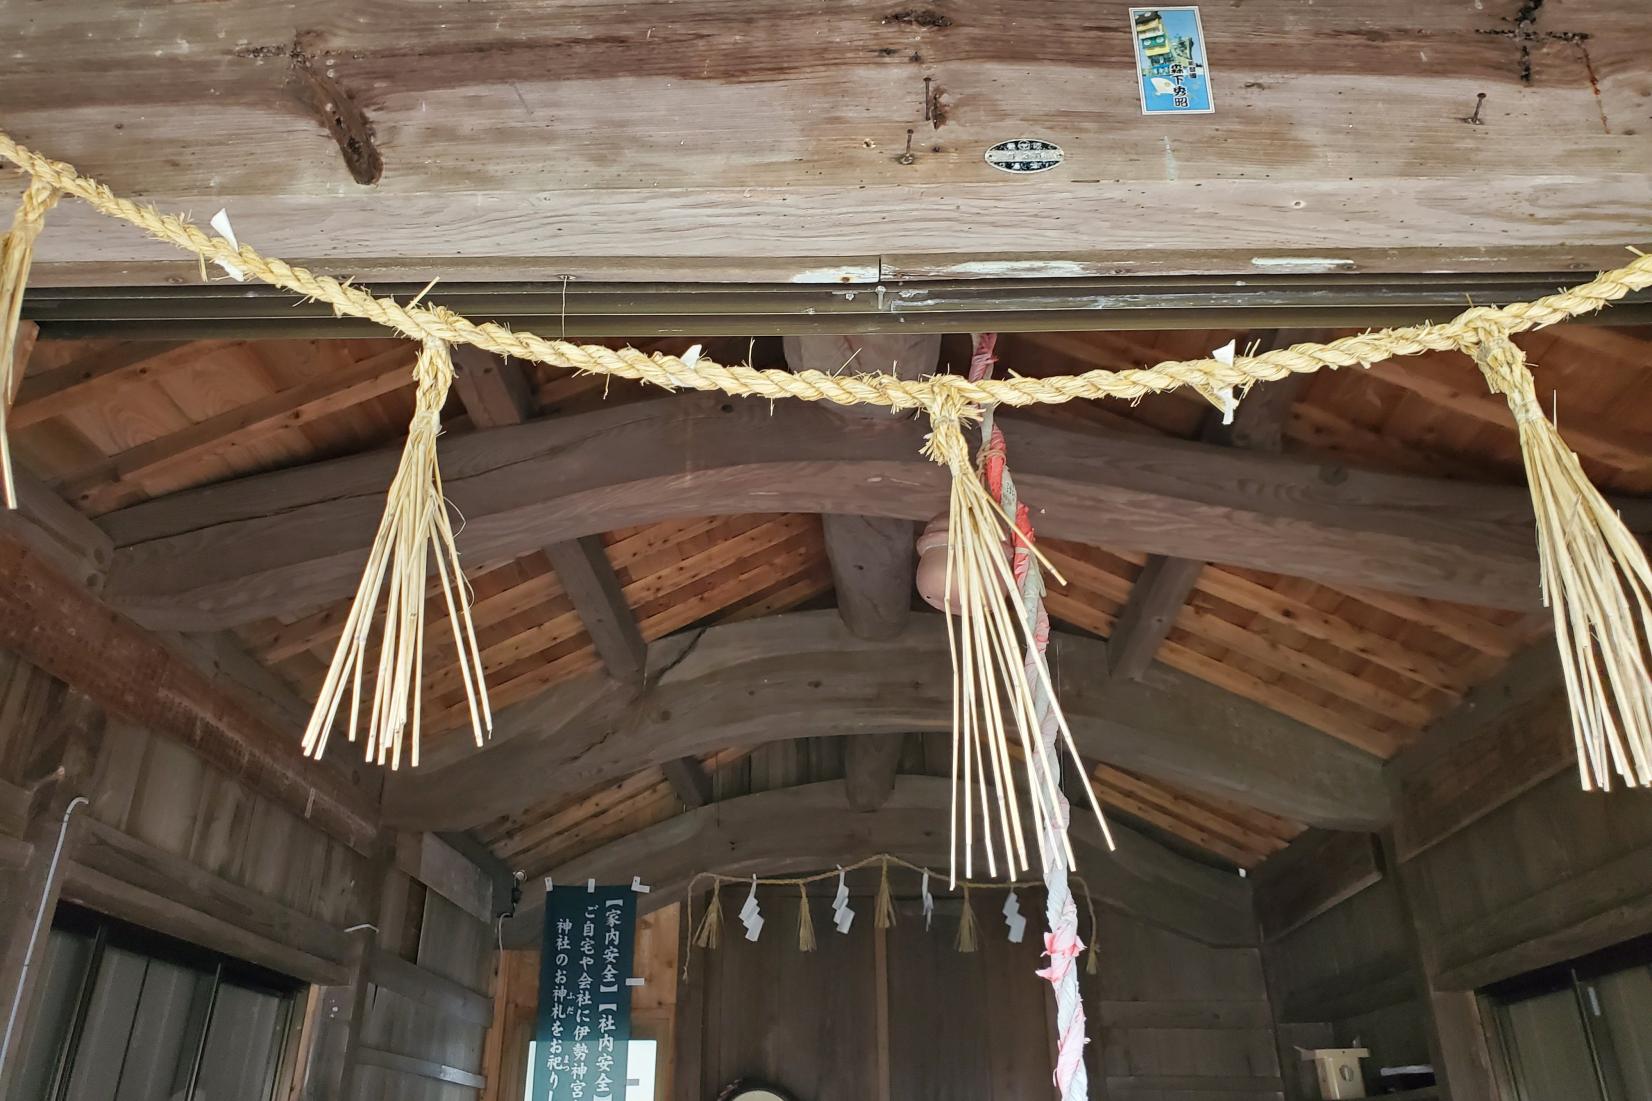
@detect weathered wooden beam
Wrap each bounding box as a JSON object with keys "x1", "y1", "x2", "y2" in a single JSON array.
[
  {"x1": 1107, "y1": 556, "x2": 1206, "y2": 682},
  {"x1": 500, "y1": 776, "x2": 1255, "y2": 949},
  {"x1": 788, "y1": 336, "x2": 934, "y2": 816},
  {"x1": 451, "y1": 346, "x2": 535, "y2": 427},
  {"x1": 368, "y1": 946, "x2": 493, "y2": 1027},
  {"x1": 384, "y1": 612, "x2": 1388, "y2": 832},
  {"x1": 844, "y1": 733, "x2": 906, "y2": 812},
  {"x1": 355, "y1": 1046, "x2": 487, "y2": 1090},
  {"x1": 101, "y1": 394, "x2": 1582, "y2": 630},
  {"x1": 11, "y1": 2, "x2": 1652, "y2": 283},
  {"x1": 435, "y1": 828, "x2": 519, "y2": 918},
  {"x1": 1107, "y1": 344, "x2": 1311, "y2": 679},
  {"x1": 1252, "y1": 830, "x2": 1382, "y2": 942},
  {"x1": 58, "y1": 817, "x2": 353, "y2": 984},
  {"x1": 0, "y1": 527, "x2": 380, "y2": 854},
  {"x1": 545, "y1": 535, "x2": 647, "y2": 686},
  {"x1": 0, "y1": 468, "x2": 111, "y2": 592},
  {"x1": 394, "y1": 832, "x2": 493, "y2": 925},
  {"x1": 659, "y1": 756, "x2": 715, "y2": 809},
  {"x1": 819, "y1": 513, "x2": 918, "y2": 641}
]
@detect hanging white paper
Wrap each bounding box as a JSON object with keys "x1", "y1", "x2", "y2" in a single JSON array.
[{"x1": 209, "y1": 209, "x2": 247, "y2": 281}]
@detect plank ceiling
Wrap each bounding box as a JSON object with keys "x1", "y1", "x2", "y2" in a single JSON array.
[{"x1": 13, "y1": 323, "x2": 1651, "y2": 872}]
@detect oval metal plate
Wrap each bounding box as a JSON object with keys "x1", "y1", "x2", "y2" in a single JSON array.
[{"x1": 984, "y1": 139, "x2": 1064, "y2": 174}]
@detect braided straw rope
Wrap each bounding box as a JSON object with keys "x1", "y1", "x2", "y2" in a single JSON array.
[
  {"x1": 0, "y1": 175, "x2": 58, "y2": 508},
  {"x1": 4, "y1": 129, "x2": 1652, "y2": 795},
  {"x1": 3, "y1": 131, "x2": 1652, "y2": 416}
]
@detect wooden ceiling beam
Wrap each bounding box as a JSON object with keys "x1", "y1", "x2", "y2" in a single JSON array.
[
  {"x1": 447, "y1": 354, "x2": 719, "y2": 806},
  {"x1": 544, "y1": 535, "x2": 647, "y2": 686},
  {"x1": 844, "y1": 734, "x2": 906, "y2": 812},
  {"x1": 383, "y1": 611, "x2": 1389, "y2": 834},
  {"x1": 100, "y1": 393, "x2": 1595, "y2": 630},
  {"x1": 658, "y1": 756, "x2": 715, "y2": 810},
  {"x1": 12, "y1": 1, "x2": 1652, "y2": 284},
  {"x1": 1107, "y1": 332, "x2": 1315, "y2": 680},
  {"x1": 498, "y1": 776, "x2": 1255, "y2": 949}
]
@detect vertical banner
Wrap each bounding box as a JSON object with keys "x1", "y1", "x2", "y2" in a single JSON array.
[{"x1": 533, "y1": 885, "x2": 637, "y2": 1101}]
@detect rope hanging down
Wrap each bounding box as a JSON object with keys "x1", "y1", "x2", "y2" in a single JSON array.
[
  {"x1": 2, "y1": 131, "x2": 1651, "y2": 795},
  {"x1": 972, "y1": 333, "x2": 1093, "y2": 1101}
]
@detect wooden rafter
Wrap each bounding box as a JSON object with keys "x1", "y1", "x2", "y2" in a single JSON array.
[
  {"x1": 447, "y1": 350, "x2": 716, "y2": 805},
  {"x1": 1106, "y1": 332, "x2": 1316, "y2": 681},
  {"x1": 382, "y1": 612, "x2": 1390, "y2": 834}
]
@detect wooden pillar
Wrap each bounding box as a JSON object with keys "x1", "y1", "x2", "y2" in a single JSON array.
[
  {"x1": 296, "y1": 928, "x2": 377, "y2": 1101},
  {"x1": 0, "y1": 690, "x2": 105, "y2": 1099},
  {"x1": 1380, "y1": 833, "x2": 1501, "y2": 1101}
]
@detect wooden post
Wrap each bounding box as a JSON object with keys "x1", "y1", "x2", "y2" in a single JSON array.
[{"x1": 1380, "y1": 833, "x2": 1500, "y2": 1101}]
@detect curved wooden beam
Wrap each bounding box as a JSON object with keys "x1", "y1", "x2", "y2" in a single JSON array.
[
  {"x1": 101, "y1": 393, "x2": 1561, "y2": 630},
  {"x1": 498, "y1": 776, "x2": 1255, "y2": 949},
  {"x1": 384, "y1": 612, "x2": 1389, "y2": 833}
]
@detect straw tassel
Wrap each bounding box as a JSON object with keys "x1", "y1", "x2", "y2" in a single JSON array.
[
  {"x1": 300, "y1": 338, "x2": 493, "y2": 769},
  {"x1": 694, "y1": 887, "x2": 724, "y2": 950},
  {"x1": 1474, "y1": 331, "x2": 1652, "y2": 790},
  {"x1": 874, "y1": 858, "x2": 898, "y2": 929},
  {"x1": 1, "y1": 178, "x2": 59, "y2": 510},
  {"x1": 922, "y1": 387, "x2": 1111, "y2": 886},
  {"x1": 797, "y1": 885, "x2": 817, "y2": 952},
  {"x1": 956, "y1": 885, "x2": 980, "y2": 953}
]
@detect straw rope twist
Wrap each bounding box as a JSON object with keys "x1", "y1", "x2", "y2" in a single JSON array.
[
  {"x1": 4, "y1": 132, "x2": 1652, "y2": 417},
  {"x1": 4, "y1": 130, "x2": 1652, "y2": 796},
  {"x1": 0, "y1": 175, "x2": 60, "y2": 508}
]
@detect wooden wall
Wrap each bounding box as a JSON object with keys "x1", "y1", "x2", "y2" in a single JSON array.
[
  {"x1": 1255, "y1": 652, "x2": 1652, "y2": 1101},
  {"x1": 668, "y1": 878, "x2": 1282, "y2": 1101},
  {"x1": 0, "y1": 648, "x2": 502, "y2": 1100},
  {"x1": 1086, "y1": 910, "x2": 1282, "y2": 1101}
]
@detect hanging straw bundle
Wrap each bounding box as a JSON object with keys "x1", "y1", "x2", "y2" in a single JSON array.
[
  {"x1": 694, "y1": 887, "x2": 724, "y2": 950},
  {"x1": 1473, "y1": 330, "x2": 1652, "y2": 789},
  {"x1": 0, "y1": 178, "x2": 59, "y2": 510},
  {"x1": 796, "y1": 885, "x2": 817, "y2": 952},
  {"x1": 874, "y1": 858, "x2": 898, "y2": 930},
  {"x1": 922, "y1": 387, "x2": 1110, "y2": 885},
  {"x1": 299, "y1": 338, "x2": 492, "y2": 769},
  {"x1": 955, "y1": 884, "x2": 980, "y2": 953}
]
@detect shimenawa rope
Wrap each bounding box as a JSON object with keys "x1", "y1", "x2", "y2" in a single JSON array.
[{"x1": 2, "y1": 131, "x2": 1650, "y2": 797}]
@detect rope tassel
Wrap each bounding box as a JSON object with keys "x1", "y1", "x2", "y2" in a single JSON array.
[
  {"x1": 1, "y1": 179, "x2": 59, "y2": 510},
  {"x1": 694, "y1": 887, "x2": 724, "y2": 950},
  {"x1": 1475, "y1": 333, "x2": 1652, "y2": 789},
  {"x1": 923, "y1": 387, "x2": 1111, "y2": 886},
  {"x1": 300, "y1": 339, "x2": 492, "y2": 769},
  {"x1": 797, "y1": 885, "x2": 817, "y2": 952},
  {"x1": 874, "y1": 858, "x2": 897, "y2": 930},
  {"x1": 956, "y1": 884, "x2": 980, "y2": 953}
]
